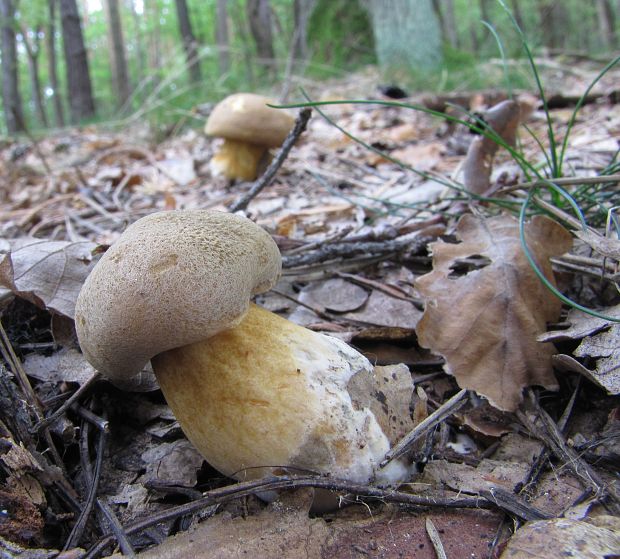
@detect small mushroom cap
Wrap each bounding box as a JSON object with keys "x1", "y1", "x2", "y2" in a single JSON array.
[
  {"x1": 75, "y1": 210, "x2": 281, "y2": 384},
  {"x1": 205, "y1": 93, "x2": 294, "y2": 147}
]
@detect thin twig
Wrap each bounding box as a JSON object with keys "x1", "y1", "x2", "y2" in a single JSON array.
[
  {"x1": 83, "y1": 474, "x2": 492, "y2": 559},
  {"x1": 479, "y1": 487, "x2": 550, "y2": 521},
  {"x1": 517, "y1": 390, "x2": 620, "y2": 514},
  {"x1": 498, "y1": 173, "x2": 620, "y2": 194},
  {"x1": 282, "y1": 232, "x2": 427, "y2": 269},
  {"x1": 228, "y1": 108, "x2": 312, "y2": 212},
  {"x1": 64, "y1": 419, "x2": 108, "y2": 550},
  {"x1": 97, "y1": 499, "x2": 137, "y2": 559},
  {"x1": 380, "y1": 389, "x2": 469, "y2": 468},
  {"x1": 34, "y1": 372, "x2": 101, "y2": 434}
]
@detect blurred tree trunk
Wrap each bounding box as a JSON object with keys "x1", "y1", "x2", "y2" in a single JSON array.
[
  {"x1": 127, "y1": 0, "x2": 145, "y2": 85},
  {"x1": 596, "y1": 0, "x2": 616, "y2": 48},
  {"x1": 509, "y1": 0, "x2": 525, "y2": 31},
  {"x1": 0, "y1": 0, "x2": 24, "y2": 133},
  {"x1": 104, "y1": 0, "x2": 131, "y2": 108},
  {"x1": 46, "y1": 0, "x2": 65, "y2": 127},
  {"x1": 432, "y1": 0, "x2": 458, "y2": 48},
  {"x1": 231, "y1": 0, "x2": 255, "y2": 85},
  {"x1": 293, "y1": 0, "x2": 315, "y2": 65},
  {"x1": 20, "y1": 23, "x2": 49, "y2": 127},
  {"x1": 59, "y1": 0, "x2": 96, "y2": 122},
  {"x1": 247, "y1": 0, "x2": 276, "y2": 75},
  {"x1": 215, "y1": 0, "x2": 229, "y2": 75},
  {"x1": 364, "y1": 0, "x2": 442, "y2": 74},
  {"x1": 147, "y1": 0, "x2": 161, "y2": 80},
  {"x1": 174, "y1": 0, "x2": 201, "y2": 83},
  {"x1": 538, "y1": 1, "x2": 568, "y2": 49}
]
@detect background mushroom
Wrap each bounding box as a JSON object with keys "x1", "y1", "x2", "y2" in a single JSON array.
[
  {"x1": 75, "y1": 210, "x2": 411, "y2": 496},
  {"x1": 205, "y1": 93, "x2": 294, "y2": 181}
]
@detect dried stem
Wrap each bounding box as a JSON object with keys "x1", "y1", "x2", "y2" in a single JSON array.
[{"x1": 229, "y1": 108, "x2": 312, "y2": 213}]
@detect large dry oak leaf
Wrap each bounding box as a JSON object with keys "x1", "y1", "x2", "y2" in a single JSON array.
[{"x1": 416, "y1": 214, "x2": 572, "y2": 411}]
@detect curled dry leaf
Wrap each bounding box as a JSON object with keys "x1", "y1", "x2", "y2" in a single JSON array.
[
  {"x1": 416, "y1": 214, "x2": 572, "y2": 411},
  {"x1": 0, "y1": 238, "x2": 99, "y2": 319},
  {"x1": 462, "y1": 100, "x2": 521, "y2": 195}
]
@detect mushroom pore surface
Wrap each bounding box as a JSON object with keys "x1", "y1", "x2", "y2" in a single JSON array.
[{"x1": 75, "y1": 210, "x2": 281, "y2": 384}]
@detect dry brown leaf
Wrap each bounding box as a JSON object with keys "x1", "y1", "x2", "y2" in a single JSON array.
[
  {"x1": 299, "y1": 278, "x2": 369, "y2": 313},
  {"x1": 462, "y1": 100, "x2": 521, "y2": 195},
  {"x1": 500, "y1": 517, "x2": 620, "y2": 559},
  {"x1": 573, "y1": 228, "x2": 620, "y2": 260},
  {"x1": 0, "y1": 238, "x2": 99, "y2": 319},
  {"x1": 416, "y1": 214, "x2": 572, "y2": 411}
]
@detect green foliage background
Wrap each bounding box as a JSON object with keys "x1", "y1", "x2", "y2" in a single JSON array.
[{"x1": 4, "y1": 0, "x2": 619, "y2": 134}]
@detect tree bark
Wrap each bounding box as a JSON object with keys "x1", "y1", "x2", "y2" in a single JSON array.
[
  {"x1": 432, "y1": 0, "x2": 458, "y2": 48},
  {"x1": 104, "y1": 0, "x2": 131, "y2": 108},
  {"x1": 127, "y1": 0, "x2": 145, "y2": 85},
  {"x1": 59, "y1": 0, "x2": 96, "y2": 122},
  {"x1": 46, "y1": 0, "x2": 65, "y2": 127},
  {"x1": 247, "y1": 0, "x2": 276, "y2": 75},
  {"x1": 596, "y1": 0, "x2": 617, "y2": 49},
  {"x1": 538, "y1": 1, "x2": 568, "y2": 50},
  {"x1": 509, "y1": 0, "x2": 525, "y2": 31},
  {"x1": 21, "y1": 24, "x2": 49, "y2": 127},
  {"x1": 293, "y1": 0, "x2": 315, "y2": 65},
  {"x1": 364, "y1": 0, "x2": 442, "y2": 74},
  {"x1": 0, "y1": 0, "x2": 25, "y2": 133},
  {"x1": 215, "y1": 0, "x2": 229, "y2": 75},
  {"x1": 174, "y1": 0, "x2": 201, "y2": 83}
]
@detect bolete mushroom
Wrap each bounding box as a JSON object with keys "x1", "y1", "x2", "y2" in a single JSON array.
[
  {"x1": 205, "y1": 93, "x2": 294, "y2": 181},
  {"x1": 75, "y1": 210, "x2": 409, "y2": 494}
]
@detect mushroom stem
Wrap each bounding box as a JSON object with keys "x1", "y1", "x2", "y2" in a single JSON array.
[
  {"x1": 210, "y1": 139, "x2": 269, "y2": 181},
  {"x1": 152, "y1": 304, "x2": 404, "y2": 485}
]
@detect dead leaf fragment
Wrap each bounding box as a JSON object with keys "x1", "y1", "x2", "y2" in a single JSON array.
[
  {"x1": 500, "y1": 517, "x2": 620, "y2": 559},
  {"x1": 574, "y1": 228, "x2": 620, "y2": 260},
  {"x1": 300, "y1": 278, "x2": 369, "y2": 313},
  {"x1": 0, "y1": 238, "x2": 99, "y2": 319},
  {"x1": 416, "y1": 214, "x2": 572, "y2": 411}
]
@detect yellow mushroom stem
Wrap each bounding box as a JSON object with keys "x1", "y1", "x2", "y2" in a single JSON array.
[
  {"x1": 210, "y1": 139, "x2": 271, "y2": 181},
  {"x1": 152, "y1": 304, "x2": 402, "y2": 485}
]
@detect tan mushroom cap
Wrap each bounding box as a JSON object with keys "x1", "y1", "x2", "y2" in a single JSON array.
[
  {"x1": 74, "y1": 210, "x2": 281, "y2": 384},
  {"x1": 205, "y1": 93, "x2": 294, "y2": 147}
]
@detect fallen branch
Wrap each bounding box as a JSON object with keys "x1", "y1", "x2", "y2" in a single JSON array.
[{"x1": 83, "y1": 473, "x2": 493, "y2": 558}]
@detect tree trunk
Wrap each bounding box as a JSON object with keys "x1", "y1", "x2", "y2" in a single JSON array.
[
  {"x1": 293, "y1": 0, "x2": 315, "y2": 65},
  {"x1": 147, "y1": 0, "x2": 161, "y2": 79},
  {"x1": 59, "y1": 0, "x2": 96, "y2": 122},
  {"x1": 127, "y1": 0, "x2": 145, "y2": 85},
  {"x1": 21, "y1": 24, "x2": 49, "y2": 127},
  {"x1": 104, "y1": 0, "x2": 131, "y2": 108},
  {"x1": 174, "y1": 0, "x2": 201, "y2": 83},
  {"x1": 230, "y1": 0, "x2": 255, "y2": 85},
  {"x1": 596, "y1": 0, "x2": 616, "y2": 49},
  {"x1": 0, "y1": 0, "x2": 24, "y2": 133},
  {"x1": 247, "y1": 0, "x2": 276, "y2": 75},
  {"x1": 509, "y1": 0, "x2": 525, "y2": 31},
  {"x1": 215, "y1": 0, "x2": 229, "y2": 75},
  {"x1": 364, "y1": 0, "x2": 442, "y2": 74},
  {"x1": 538, "y1": 1, "x2": 568, "y2": 50},
  {"x1": 46, "y1": 0, "x2": 65, "y2": 127},
  {"x1": 433, "y1": 0, "x2": 458, "y2": 48}
]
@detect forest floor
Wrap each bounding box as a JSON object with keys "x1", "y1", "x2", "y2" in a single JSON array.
[{"x1": 0, "y1": 57, "x2": 619, "y2": 558}]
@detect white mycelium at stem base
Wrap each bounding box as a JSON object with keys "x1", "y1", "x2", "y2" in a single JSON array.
[{"x1": 75, "y1": 210, "x2": 408, "y2": 489}]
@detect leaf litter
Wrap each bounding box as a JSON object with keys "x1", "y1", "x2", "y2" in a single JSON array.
[{"x1": 0, "y1": 62, "x2": 619, "y2": 557}]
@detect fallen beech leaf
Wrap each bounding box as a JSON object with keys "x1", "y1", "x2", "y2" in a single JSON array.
[
  {"x1": 0, "y1": 238, "x2": 99, "y2": 319},
  {"x1": 462, "y1": 100, "x2": 521, "y2": 195},
  {"x1": 416, "y1": 214, "x2": 572, "y2": 411},
  {"x1": 574, "y1": 229, "x2": 620, "y2": 260},
  {"x1": 500, "y1": 517, "x2": 620, "y2": 559},
  {"x1": 300, "y1": 278, "x2": 369, "y2": 313}
]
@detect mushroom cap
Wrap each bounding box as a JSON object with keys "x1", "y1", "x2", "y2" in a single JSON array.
[
  {"x1": 205, "y1": 93, "x2": 294, "y2": 147},
  {"x1": 75, "y1": 210, "x2": 281, "y2": 384}
]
